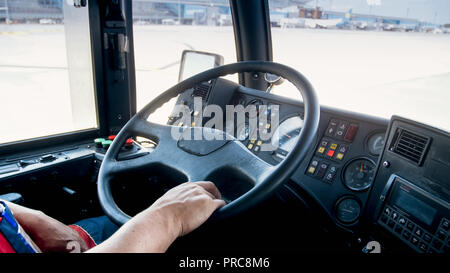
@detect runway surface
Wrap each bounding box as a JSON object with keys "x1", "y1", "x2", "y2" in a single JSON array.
[{"x1": 1, "y1": 24, "x2": 449, "y2": 143}]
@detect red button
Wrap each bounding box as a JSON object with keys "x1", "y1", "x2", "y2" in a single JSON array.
[
  {"x1": 344, "y1": 124, "x2": 358, "y2": 142},
  {"x1": 326, "y1": 150, "x2": 335, "y2": 157},
  {"x1": 125, "y1": 138, "x2": 133, "y2": 146},
  {"x1": 108, "y1": 135, "x2": 117, "y2": 140}
]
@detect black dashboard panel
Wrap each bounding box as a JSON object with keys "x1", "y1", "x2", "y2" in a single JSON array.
[
  {"x1": 289, "y1": 106, "x2": 388, "y2": 231},
  {"x1": 228, "y1": 84, "x2": 390, "y2": 232},
  {"x1": 364, "y1": 116, "x2": 450, "y2": 253},
  {"x1": 169, "y1": 79, "x2": 390, "y2": 232}
]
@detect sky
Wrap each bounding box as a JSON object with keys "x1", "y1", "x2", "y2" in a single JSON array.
[{"x1": 304, "y1": 0, "x2": 450, "y2": 24}]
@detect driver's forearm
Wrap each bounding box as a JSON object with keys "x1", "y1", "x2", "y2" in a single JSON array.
[
  {"x1": 0, "y1": 199, "x2": 45, "y2": 229},
  {"x1": 87, "y1": 207, "x2": 179, "y2": 253}
]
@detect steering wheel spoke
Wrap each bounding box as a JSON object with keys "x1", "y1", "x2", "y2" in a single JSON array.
[
  {"x1": 129, "y1": 118, "x2": 177, "y2": 146},
  {"x1": 107, "y1": 152, "x2": 157, "y2": 176},
  {"x1": 202, "y1": 140, "x2": 274, "y2": 185}
]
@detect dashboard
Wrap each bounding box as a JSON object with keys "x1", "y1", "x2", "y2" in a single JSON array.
[
  {"x1": 167, "y1": 78, "x2": 449, "y2": 253},
  {"x1": 0, "y1": 77, "x2": 448, "y2": 254},
  {"x1": 168, "y1": 78, "x2": 388, "y2": 225}
]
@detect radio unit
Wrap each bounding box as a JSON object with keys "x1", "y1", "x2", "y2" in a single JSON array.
[{"x1": 377, "y1": 175, "x2": 449, "y2": 253}]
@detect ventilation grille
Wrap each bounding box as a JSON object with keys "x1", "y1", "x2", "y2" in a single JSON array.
[
  {"x1": 390, "y1": 128, "x2": 430, "y2": 165},
  {"x1": 193, "y1": 83, "x2": 211, "y2": 101}
]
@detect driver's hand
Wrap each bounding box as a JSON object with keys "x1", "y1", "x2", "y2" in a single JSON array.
[
  {"x1": 88, "y1": 181, "x2": 226, "y2": 253},
  {"x1": 151, "y1": 181, "x2": 226, "y2": 236}
]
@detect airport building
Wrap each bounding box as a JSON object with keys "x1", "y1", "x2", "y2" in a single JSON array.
[
  {"x1": 0, "y1": 0, "x2": 62, "y2": 23},
  {"x1": 0, "y1": 0, "x2": 444, "y2": 32}
]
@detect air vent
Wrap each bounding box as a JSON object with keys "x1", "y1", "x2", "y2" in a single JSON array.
[
  {"x1": 193, "y1": 82, "x2": 211, "y2": 101},
  {"x1": 389, "y1": 128, "x2": 430, "y2": 165}
]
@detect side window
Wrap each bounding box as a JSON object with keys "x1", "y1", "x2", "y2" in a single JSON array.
[
  {"x1": 132, "y1": 1, "x2": 237, "y2": 124},
  {"x1": 0, "y1": 0, "x2": 97, "y2": 145}
]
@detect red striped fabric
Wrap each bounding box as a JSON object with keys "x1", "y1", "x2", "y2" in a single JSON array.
[
  {"x1": 69, "y1": 225, "x2": 96, "y2": 250},
  {"x1": 0, "y1": 217, "x2": 16, "y2": 253}
]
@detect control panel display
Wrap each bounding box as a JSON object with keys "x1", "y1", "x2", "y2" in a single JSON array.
[
  {"x1": 392, "y1": 187, "x2": 437, "y2": 226},
  {"x1": 378, "y1": 175, "x2": 449, "y2": 253}
]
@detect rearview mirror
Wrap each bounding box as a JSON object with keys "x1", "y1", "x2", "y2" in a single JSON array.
[{"x1": 178, "y1": 50, "x2": 224, "y2": 82}]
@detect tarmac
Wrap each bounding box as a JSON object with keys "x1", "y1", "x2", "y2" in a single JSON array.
[{"x1": 1, "y1": 24, "x2": 449, "y2": 143}]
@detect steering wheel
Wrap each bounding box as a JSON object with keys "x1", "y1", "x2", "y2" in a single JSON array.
[{"x1": 98, "y1": 61, "x2": 320, "y2": 226}]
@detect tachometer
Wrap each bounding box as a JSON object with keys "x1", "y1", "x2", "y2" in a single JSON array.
[
  {"x1": 342, "y1": 158, "x2": 376, "y2": 191},
  {"x1": 271, "y1": 116, "x2": 304, "y2": 160}
]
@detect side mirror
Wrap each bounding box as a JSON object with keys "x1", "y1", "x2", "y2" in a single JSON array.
[
  {"x1": 264, "y1": 73, "x2": 284, "y2": 93},
  {"x1": 178, "y1": 50, "x2": 224, "y2": 82}
]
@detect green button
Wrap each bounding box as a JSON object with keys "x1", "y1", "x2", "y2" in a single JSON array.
[
  {"x1": 94, "y1": 138, "x2": 105, "y2": 144},
  {"x1": 102, "y1": 140, "x2": 113, "y2": 149},
  {"x1": 94, "y1": 138, "x2": 105, "y2": 147}
]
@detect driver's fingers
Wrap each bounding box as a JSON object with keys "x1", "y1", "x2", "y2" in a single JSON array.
[
  {"x1": 193, "y1": 181, "x2": 222, "y2": 200},
  {"x1": 213, "y1": 199, "x2": 226, "y2": 208},
  {"x1": 195, "y1": 186, "x2": 216, "y2": 200}
]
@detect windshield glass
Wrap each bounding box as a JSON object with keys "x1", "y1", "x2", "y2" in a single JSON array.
[
  {"x1": 132, "y1": 0, "x2": 236, "y2": 124},
  {"x1": 268, "y1": 0, "x2": 450, "y2": 131}
]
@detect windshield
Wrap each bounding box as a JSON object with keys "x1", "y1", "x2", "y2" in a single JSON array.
[
  {"x1": 133, "y1": 0, "x2": 450, "y2": 130},
  {"x1": 132, "y1": 0, "x2": 236, "y2": 124},
  {"x1": 269, "y1": 0, "x2": 450, "y2": 131}
]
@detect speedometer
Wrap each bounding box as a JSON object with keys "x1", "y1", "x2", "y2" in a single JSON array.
[
  {"x1": 271, "y1": 116, "x2": 304, "y2": 160},
  {"x1": 342, "y1": 158, "x2": 376, "y2": 191}
]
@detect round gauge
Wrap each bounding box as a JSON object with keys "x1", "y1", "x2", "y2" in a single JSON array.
[
  {"x1": 246, "y1": 99, "x2": 263, "y2": 118},
  {"x1": 271, "y1": 116, "x2": 304, "y2": 155},
  {"x1": 367, "y1": 132, "x2": 386, "y2": 156},
  {"x1": 343, "y1": 158, "x2": 376, "y2": 191},
  {"x1": 236, "y1": 123, "x2": 250, "y2": 141},
  {"x1": 335, "y1": 197, "x2": 361, "y2": 224}
]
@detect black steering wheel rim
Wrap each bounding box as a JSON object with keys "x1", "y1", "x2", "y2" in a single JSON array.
[{"x1": 97, "y1": 61, "x2": 320, "y2": 226}]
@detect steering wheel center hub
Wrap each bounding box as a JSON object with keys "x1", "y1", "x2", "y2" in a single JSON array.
[{"x1": 177, "y1": 127, "x2": 231, "y2": 156}]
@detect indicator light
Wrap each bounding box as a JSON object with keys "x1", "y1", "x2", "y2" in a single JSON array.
[
  {"x1": 336, "y1": 153, "x2": 344, "y2": 160},
  {"x1": 94, "y1": 138, "x2": 105, "y2": 148},
  {"x1": 327, "y1": 150, "x2": 335, "y2": 157},
  {"x1": 102, "y1": 140, "x2": 113, "y2": 149},
  {"x1": 125, "y1": 138, "x2": 133, "y2": 147}
]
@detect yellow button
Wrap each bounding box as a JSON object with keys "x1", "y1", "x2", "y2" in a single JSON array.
[
  {"x1": 178, "y1": 122, "x2": 183, "y2": 127},
  {"x1": 307, "y1": 167, "x2": 316, "y2": 174},
  {"x1": 330, "y1": 143, "x2": 338, "y2": 150},
  {"x1": 247, "y1": 144, "x2": 254, "y2": 149},
  {"x1": 336, "y1": 153, "x2": 344, "y2": 160},
  {"x1": 250, "y1": 139, "x2": 256, "y2": 144},
  {"x1": 193, "y1": 111, "x2": 199, "y2": 116},
  {"x1": 191, "y1": 122, "x2": 196, "y2": 127},
  {"x1": 317, "y1": 147, "x2": 325, "y2": 154},
  {"x1": 257, "y1": 140, "x2": 263, "y2": 146},
  {"x1": 265, "y1": 123, "x2": 271, "y2": 129}
]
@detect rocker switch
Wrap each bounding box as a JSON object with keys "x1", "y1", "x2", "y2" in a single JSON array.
[{"x1": 39, "y1": 154, "x2": 57, "y2": 163}]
